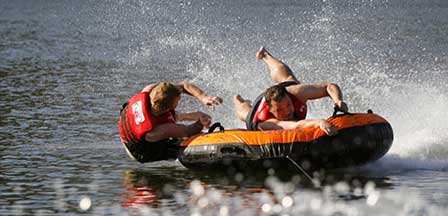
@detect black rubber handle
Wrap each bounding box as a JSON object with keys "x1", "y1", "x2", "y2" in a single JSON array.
[
  {"x1": 208, "y1": 122, "x2": 225, "y2": 133},
  {"x1": 332, "y1": 106, "x2": 353, "y2": 118}
]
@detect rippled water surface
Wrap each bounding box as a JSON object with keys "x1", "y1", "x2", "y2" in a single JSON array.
[{"x1": 1, "y1": 0, "x2": 448, "y2": 215}]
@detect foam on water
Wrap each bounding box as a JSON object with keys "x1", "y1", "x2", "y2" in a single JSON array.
[{"x1": 350, "y1": 78, "x2": 448, "y2": 172}]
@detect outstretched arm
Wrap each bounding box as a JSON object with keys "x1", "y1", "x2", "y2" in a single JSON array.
[
  {"x1": 174, "y1": 82, "x2": 223, "y2": 107},
  {"x1": 258, "y1": 119, "x2": 338, "y2": 136},
  {"x1": 141, "y1": 82, "x2": 223, "y2": 107},
  {"x1": 175, "y1": 111, "x2": 211, "y2": 128},
  {"x1": 288, "y1": 83, "x2": 348, "y2": 111}
]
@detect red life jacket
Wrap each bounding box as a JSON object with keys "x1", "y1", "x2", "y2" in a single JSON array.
[
  {"x1": 253, "y1": 93, "x2": 307, "y2": 123},
  {"x1": 118, "y1": 92, "x2": 176, "y2": 144}
]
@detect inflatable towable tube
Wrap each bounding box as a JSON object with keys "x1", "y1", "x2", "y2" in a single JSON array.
[{"x1": 178, "y1": 110, "x2": 393, "y2": 171}]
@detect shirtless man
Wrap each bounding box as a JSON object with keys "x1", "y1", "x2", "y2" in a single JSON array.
[
  {"x1": 233, "y1": 47, "x2": 348, "y2": 135},
  {"x1": 119, "y1": 82, "x2": 222, "y2": 163}
]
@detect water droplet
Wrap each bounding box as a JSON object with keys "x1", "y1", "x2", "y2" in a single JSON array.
[
  {"x1": 334, "y1": 182, "x2": 350, "y2": 195},
  {"x1": 219, "y1": 206, "x2": 229, "y2": 216},
  {"x1": 282, "y1": 196, "x2": 294, "y2": 208},
  {"x1": 364, "y1": 181, "x2": 376, "y2": 195},
  {"x1": 79, "y1": 196, "x2": 91, "y2": 211},
  {"x1": 262, "y1": 203, "x2": 271, "y2": 212},
  {"x1": 366, "y1": 191, "x2": 380, "y2": 206},
  {"x1": 198, "y1": 197, "x2": 209, "y2": 208},
  {"x1": 190, "y1": 180, "x2": 205, "y2": 196}
]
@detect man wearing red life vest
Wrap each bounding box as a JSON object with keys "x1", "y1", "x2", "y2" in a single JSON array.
[
  {"x1": 233, "y1": 47, "x2": 348, "y2": 136},
  {"x1": 118, "y1": 82, "x2": 222, "y2": 163}
]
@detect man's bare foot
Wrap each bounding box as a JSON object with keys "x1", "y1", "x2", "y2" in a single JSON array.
[
  {"x1": 233, "y1": 95, "x2": 252, "y2": 121},
  {"x1": 233, "y1": 95, "x2": 245, "y2": 105},
  {"x1": 255, "y1": 46, "x2": 271, "y2": 60},
  {"x1": 233, "y1": 95, "x2": 251, "y2": 105}
]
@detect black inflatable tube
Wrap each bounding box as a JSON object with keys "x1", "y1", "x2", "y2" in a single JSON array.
[{"x1": 178, "y1": 122, "x2": 393, "y2": 171}]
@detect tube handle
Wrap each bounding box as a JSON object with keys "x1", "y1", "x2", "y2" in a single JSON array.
[
  {"x1": 208, "y1": 122, "x2": 225, "y2": 133},
  {"x1": 332, "y1": 106, "x2": 353, "y2": 118}
]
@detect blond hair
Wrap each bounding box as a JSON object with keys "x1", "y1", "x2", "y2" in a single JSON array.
[{"x1": 150, "y1": 82, "x2": 181, "y2": 112}]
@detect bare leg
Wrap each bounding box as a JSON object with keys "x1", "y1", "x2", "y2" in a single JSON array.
[
  {"x1": 233, "y1": 95, "x2": 252, "y2": 122},
  {"x1": 256, "y1": 47, "x2": 299, "y2": 83}
]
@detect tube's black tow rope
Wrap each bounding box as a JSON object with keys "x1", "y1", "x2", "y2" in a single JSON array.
[{"x1": 286, "y1": 155, "x2": 320, "y2": 188}]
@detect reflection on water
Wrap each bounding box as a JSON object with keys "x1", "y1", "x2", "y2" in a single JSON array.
[
  {"x1": 122, "y1": 171, "x2": 159, "y2": 207},
  {"x1": 119, "y1": 167, "x2": 394, "y2": 215}
]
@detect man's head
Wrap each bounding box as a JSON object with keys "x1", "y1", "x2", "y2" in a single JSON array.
[
  {"x1": 264, "y1": 85, "x2": 294, "y2": 121},
  {"x1": 149, "y1": 82, "x2": 181, "y2": 115}
]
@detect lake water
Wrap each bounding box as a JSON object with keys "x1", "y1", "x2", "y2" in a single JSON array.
[{"x1": 1, "y1": 0, "x2": 448, "y2": 215}]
